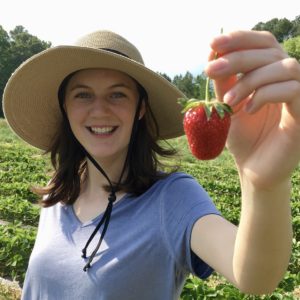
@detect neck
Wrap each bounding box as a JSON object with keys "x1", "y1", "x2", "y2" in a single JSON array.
[
  {"x1": 73, "y1": 157, "x2": 128, "y2": 223},
  {"x1": 83, "y1": 154, "x2": 127, "y2": 195}
]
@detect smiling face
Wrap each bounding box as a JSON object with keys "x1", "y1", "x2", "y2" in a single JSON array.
[{"x1": 64, "y1": 68, "x2": 144, "y2": 165}]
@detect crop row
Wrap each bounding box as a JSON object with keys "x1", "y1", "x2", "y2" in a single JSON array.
[{"x1": 0, "y1": 120, "x2": 299, "y2": 299}]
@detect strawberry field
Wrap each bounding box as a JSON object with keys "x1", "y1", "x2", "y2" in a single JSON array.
[{"x1": 0, "y1": 118, "x2": 299, "y2": 299}]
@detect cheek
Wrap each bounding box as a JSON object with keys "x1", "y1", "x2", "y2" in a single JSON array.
[
  {"x1": 112, "y1": 103, "x2": 136, "y2": 120},
  {"x1": 123, "y1": 107, "x2": 137, "y2": 127},
  {"x1": 64, "y1": 107, "x2": 86, "y2": 138},
  {"x1": 65, "y1": 103, "x2": 84, "y2": 122}
]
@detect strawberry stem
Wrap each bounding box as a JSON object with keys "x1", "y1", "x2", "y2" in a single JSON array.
[
  {"x1": 205, "y1": 76, "x2": 210, "y2": 102},
  {"x1": 205, "y1": 28, "x2": 223, "y2": 103}
]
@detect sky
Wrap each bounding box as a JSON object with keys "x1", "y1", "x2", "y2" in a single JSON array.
[{"x1": 1, "y1": 0, "x2": 299, "y2": 77}]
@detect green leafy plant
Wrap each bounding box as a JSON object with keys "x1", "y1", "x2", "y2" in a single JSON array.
[
  {"x1": 0, "y1": 223, "x2": 37, "y2": 282},
  {"x1": 0, "y1": 119, "x2": 299, "y2": 299}
]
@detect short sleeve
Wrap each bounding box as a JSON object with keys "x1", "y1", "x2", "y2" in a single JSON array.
[{"x1": 160, "y1": 172, "x2": 221, "y2": 279}]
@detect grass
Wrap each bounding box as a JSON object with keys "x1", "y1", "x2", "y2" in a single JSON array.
[{"x1": 0, "y1": 118, "x2": 299, "y2": 299}]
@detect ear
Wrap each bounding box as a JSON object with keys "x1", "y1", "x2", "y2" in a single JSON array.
[{"x1": 139, "y1": 99, "x2": 146, "y2": 120}]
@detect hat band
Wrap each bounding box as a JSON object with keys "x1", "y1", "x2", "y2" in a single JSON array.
[{"x1": 101, "y1": 48, "x2": 130, "y2": 59}]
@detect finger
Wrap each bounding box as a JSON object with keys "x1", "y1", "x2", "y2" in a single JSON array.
[
  {"x1": 207, "y1": 49, "x2": 237, "y2": 101},
  {"x1": 205, "y1": 48, "x2": 288, "y2": 79},
  {"x1": 213, "y1": 75, "x2": 237, "y2": 102},
  {"x1": 222, "y1": 58, "x2": 300, "y2": 107},
  {"x1": 206, "y1": 49, "x2": 238, "y2": 101},
  {"x1": 210, "y1": 30, "x2": 282, "y2": 55},
  {"x1": 245, "y1": 80, "x2": 300, "y2": 116},
  {"x1": 207, "y1": 49, "x2": 220, "y2": 61}
]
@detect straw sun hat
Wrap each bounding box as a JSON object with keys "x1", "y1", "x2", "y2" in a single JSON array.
[{"x1": 3, "y1": 30, "x2": 185, "y2": 150}]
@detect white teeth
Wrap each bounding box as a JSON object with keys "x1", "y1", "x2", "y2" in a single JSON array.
[{"x1": 90, "y1": 127, "x2": 115, "y2": 134}]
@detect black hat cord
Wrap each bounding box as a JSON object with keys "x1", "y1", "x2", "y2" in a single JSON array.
[{"x1": 59, "y1": 93, "x2": 143, "y2": 272}]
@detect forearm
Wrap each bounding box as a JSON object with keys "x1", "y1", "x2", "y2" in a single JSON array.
[{"x1": 233, "y1": 177, "x2": 293, "y2": 294}]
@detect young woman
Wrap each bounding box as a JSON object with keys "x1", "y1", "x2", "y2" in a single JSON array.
[{"x1": 3, "y1": 29, "x2": 300, "y2": 300}]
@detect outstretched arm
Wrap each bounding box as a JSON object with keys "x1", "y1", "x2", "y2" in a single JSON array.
[{"x1": 191, "y1": 30, "x2": 299, "y2": 294}]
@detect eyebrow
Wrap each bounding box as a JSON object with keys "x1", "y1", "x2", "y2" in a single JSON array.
[{"x1": 69, "y1": 83, "x2": 132, "y2": 92}]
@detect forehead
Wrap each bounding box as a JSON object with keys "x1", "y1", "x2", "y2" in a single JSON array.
[{"x1": 67, "y1": 68, "x2": 137, "y2": 87}]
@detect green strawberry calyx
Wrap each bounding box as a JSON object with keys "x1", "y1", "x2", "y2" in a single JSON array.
[{"x1": 177, "y1": 98, "x2": 232, "y2": 120}]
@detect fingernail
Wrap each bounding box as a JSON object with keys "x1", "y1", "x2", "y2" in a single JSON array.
[
  {"x1": 215, "y1": 34, "x2": 230, "y2": 47},
  {"x1": 208, "y1": 58, "x2": 228, "y2": 73},
  {"x1": 211, "y1": 34, "x2": 230, "y2": 49},
  {"x1": 223, "y1": 91, "x2": 236, "y2": 105}
]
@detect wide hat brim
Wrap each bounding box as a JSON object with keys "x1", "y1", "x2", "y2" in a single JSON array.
[{"x1": 3, "y1": 46, "x2": 185, "y2": 150}]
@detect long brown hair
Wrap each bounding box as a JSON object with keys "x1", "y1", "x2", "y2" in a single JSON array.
[{"x1": 35, "y1": 72, "x2": 178, "y2": 207}]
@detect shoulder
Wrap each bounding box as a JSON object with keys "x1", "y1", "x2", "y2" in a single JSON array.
[
  {"x1": 38, "y1": 202, "x2": 68, "y2": 227},
  {"x1": 142, "y1": 172, "x2": 215, "y2": 217},
  {"x1": 154, "y1": 171, "x2": 209, "y2": 199},
  {"x1": 156, "y1": 171, "x2": 219, "y2": 221}
]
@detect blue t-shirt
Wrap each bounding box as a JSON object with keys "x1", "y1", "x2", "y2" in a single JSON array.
[{"x1": 22, "y1": 172, "x2": 220, "y2": 300}]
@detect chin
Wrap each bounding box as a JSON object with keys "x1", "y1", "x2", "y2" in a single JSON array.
[{"x1": 87, "y1": 148, "x2": 127, "y2": 163}]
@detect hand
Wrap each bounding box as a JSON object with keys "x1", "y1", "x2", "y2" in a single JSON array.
[{"x1": 205, "y1": 30, "x2": 300, "y2": 189}]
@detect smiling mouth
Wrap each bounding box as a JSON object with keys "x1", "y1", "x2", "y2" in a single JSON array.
[{"x1": 87, "y1": 126, "x2": 118, "y2": 135}]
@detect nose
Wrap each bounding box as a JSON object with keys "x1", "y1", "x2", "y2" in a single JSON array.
[{"x1": 89, "y1": 97, "x2": 111, "y2": 116}]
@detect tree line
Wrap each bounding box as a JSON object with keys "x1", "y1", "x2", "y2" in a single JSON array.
[
  {"x1": 0, "y1": 26, "x2": 51, "y2": 117},
  {"x1": 1, "y1": 16, "x2": 300, "y2": 117},
  {"x1": 252, "y1": 15, "x2": 300, "y2": 42}
]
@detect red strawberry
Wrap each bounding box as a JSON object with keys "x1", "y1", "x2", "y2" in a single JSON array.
[
  {"x1": 178, "y1": 42, "x2": 233, "y2": 160},
  {"x1": 179, "y1": 99, "x2": 232, "y2": 160},
  {"x1": 178, "y1": 67, "x2": 233, "y2": 160}
]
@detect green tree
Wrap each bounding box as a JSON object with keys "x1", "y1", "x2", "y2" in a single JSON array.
[
  {"x1": 291, "y1": 15, "x2": 300, "y2": 37},
  {"x1": 157, "y1": 72, "x2": 172, "y2": 83},
  {"x1": 9, "y1": 26, "x2": 50, "y2": 68},
  {"x1": 173, "y1": 71, "x2": 195, "y2": 98},
  {"x1": 0, "y1": 25, "x2": 51, "y2": 117},
  {"x1": 252, "y1": 17, "x2": 294, "y2": 42},
  {"x1": 283, "y1": 36, "x2": 300, "y2": 61},
  {"x1": 0, "y1": 26, "x2": 11, "y2": 110},
  {"x1": 194, "y1": 72, "x2": 207, "y2": 100},
  {"x1": 172, "y1": 71, "x2": 207, "y2": 99}
]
